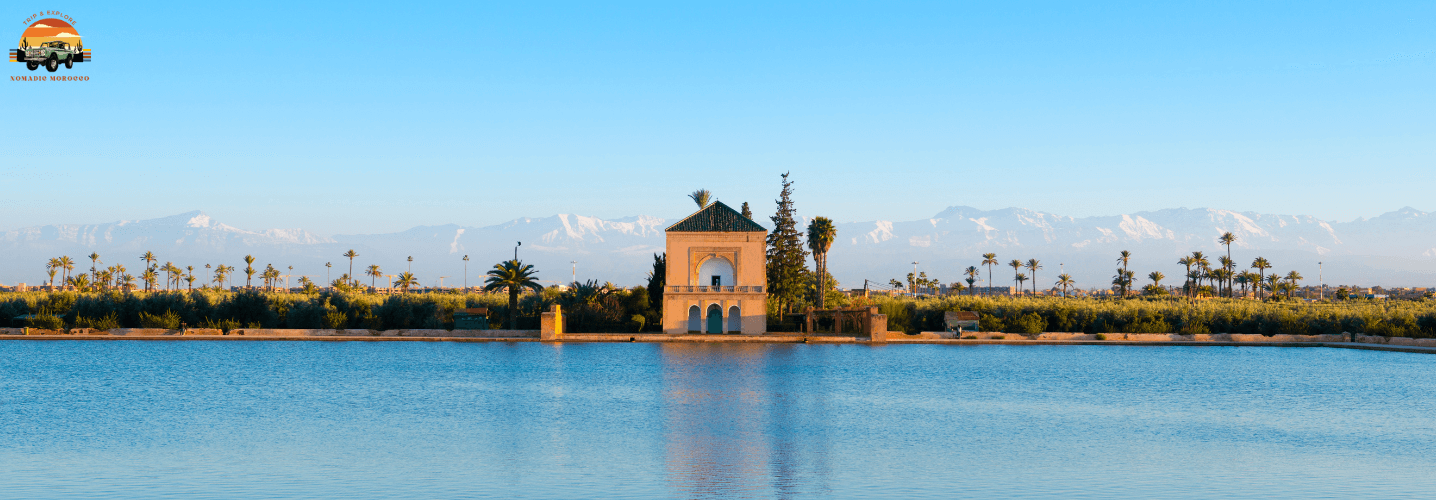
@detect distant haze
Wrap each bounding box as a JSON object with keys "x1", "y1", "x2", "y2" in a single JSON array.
[{"x1": 4, "y1": 206, "x2": 1434, "y2": 290}]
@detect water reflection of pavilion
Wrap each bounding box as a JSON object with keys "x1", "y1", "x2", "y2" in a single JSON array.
[{"x1": 660, "y1": 344, "x2": 832, "y2": 498}]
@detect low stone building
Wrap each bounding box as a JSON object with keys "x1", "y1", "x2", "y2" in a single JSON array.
[{"x1": 662, "y1": 201, "x2": 768, "y2": 334}]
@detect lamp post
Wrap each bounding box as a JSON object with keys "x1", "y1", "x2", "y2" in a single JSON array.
[
  {"x1": 911, "y1": 261, "x2": 919, "y2": 298},
  {"x1": 463, "y1": 255, "x2": 469, "y2": 290},
  {"x1": 515, "y1": 242, "x2": 522, "y2": 261},
  {"x1": 571, "y1": 260, "x2": 577, "y2": 284},
  {"x1": 1319, "y1": 261, "x2": 1324, "y2": 300},
  {"x1": 407, "y1": 256, "x2": 413, "y2": 273}
]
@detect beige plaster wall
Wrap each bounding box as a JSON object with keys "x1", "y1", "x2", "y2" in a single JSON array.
[{"x1": 663, "y1": 230, "x2": 768, "y2": 334}]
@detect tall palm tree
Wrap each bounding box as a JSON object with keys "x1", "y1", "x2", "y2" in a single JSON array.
[
  {"x1": 393, "y1": 271, "x2": 419, "y2": 293},
  {"x1": 1008, "y1": 259, "x2": 1023, "y2": 294},
  {"x1": 1055, "y1": 273, "x2": 1075, "y2": 297},
  {"x1": 964, "y1": 266, "x2": 980, "y2": 296},
  {"x1": 366, "y1": 264, "x2": 383, "y2": 290},
  {"x1": 1191, "y1": 251, "x2": 1209, "y2": 294},
  {"x1": 1265, "y1": 274, "x2": 1282, "y2": 299},
  {"x1": 58, "y1": 256, "x2": 75, "y2": 285},
  {"x1": 343, "y1": 250, "x2": 359, "y2": 285},
  {"x1": 1177, "y1": 256, "x2": 1195, "y2": 297},
  {"x1": 1250, "y1": 257, "x2": 1272, "y2": 299},
  {"x1": 688, "y1": 189, "x2": 712, "y2": 208},
  {"x1": 118, "y1": 273, "x2": 136, "y2": 291},
  {"x1": 243, "y1": 255, "x2": 257, "y2": 288},
  {"x1": 88, "y1": 252, "x2": 101, "y2": 281},
  {"x1": 981, "y1": 253, "x2": 998, "y2": 296},
  {"x1": 806, "y1": 216, "x2": 837, "y2": 308},
  {"x1": 1285, "y1": 270, "x2": 1304, "y2": 298},
  {"x1": 1117, "y1": 250, "x2": 1131, "y2": 275},
  {"x1": 46, "y1": 257, "x2": 59, "y2": 287},
  {"x1": 1015, "y1": 273, "x2": 1028, "y2": 293},
  {"x1": 1217, "y1": 255, "x2": 1234, "y2": 297},
  {"x1": 1025, "y1": 259, "x2": 1043, "y2": 295},
  {"x1": 1219, "y1": 232, "x2": 1237, "y2": 294},
  {"x1": 141, "y1": 269, "x2": 158, "y2": 292},
  {"x1": 140, "y1": 250, "x2": 157, "y2": 272},
  {"x1": 185, "y1": 266, "x2": 194, "y2": 291},
  {"x1": 483, "y1": 259, "x2": 544, "y2": 330}
]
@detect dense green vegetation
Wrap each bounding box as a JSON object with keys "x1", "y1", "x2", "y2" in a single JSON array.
[
  {"x1": 868, "y1": 295, "x2": 1436, "y2": 337},
  {"x1": 1, "y1": 285, "x2": 658, "y2": 333}
]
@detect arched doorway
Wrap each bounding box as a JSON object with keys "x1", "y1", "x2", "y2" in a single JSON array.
[
  {"x1": 706, "y1": 304, "x2": 723, "y2": 334},
  {"x1": 687, "y1": 305, "x2": 701, "y2": 333},
  {"x1": 727, "y1": 305, "x2": 741, "y2": 333}
]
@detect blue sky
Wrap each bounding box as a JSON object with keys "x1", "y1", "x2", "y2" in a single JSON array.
[{"x1": 5, "y1": 1, "x2": 1434, "y2": 234}]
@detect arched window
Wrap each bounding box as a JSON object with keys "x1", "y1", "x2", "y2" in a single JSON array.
[
  {"x1": 727, "y1": 305, "x2": 741, "y2": 333},
  {"x1": 698, "y1": 257, "x2": 735, "y2": 287},
  {"x1": 687, "y1": 305, "x2": 701, "y2": 333}
]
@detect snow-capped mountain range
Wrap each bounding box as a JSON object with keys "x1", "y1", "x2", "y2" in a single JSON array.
[{"x1": 2, "y1": 207, "x2": 1434, "y2": 289}]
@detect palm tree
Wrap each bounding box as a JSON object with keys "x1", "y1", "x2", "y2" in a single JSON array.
[
  {"x1": 1285, "y1": 270, "x2": 1304, "y2": 298},
  {"x1": 58, "y1": 256, "x2": 75, "y2": 285},
  {"x1": 484, "y1": 259, "x2": 544, "y2": 330},
  {"x1": 1177, "y1": 256, "x2": 1194, "y2": 297},
  {"x1": 141, "y1": 269, "x2": 158, "y2": 292},
  {"x1": 980, "y1": 253, "x2": 998, "y2": 296},
  {"x1": 964, "y1": 266, "x2": 980, "y2": 296},
  {"x1": 1024, "y1": 259, "x2": 1043, "y2": 295},
  {"x1": 1008, "y1": 259, "x2": 1023, "y2": 294},
  {"x1": 45, "y1": 257, "x2": 59, "y2": 287},
  {"x1": 1148, "y1": 271, "x2": 1165, "y2": 289},
  {"x1": 1217, "y1": 255, "x2": 1234, "y2": 297},
  {"x1": 1117, "y1": 250, "x2": 1131, "y2": 275},
  {"x1": 185, "y1": 266, "x2": 194, "y2": 290},
  {"x1": 88, "y1": 252, "x2": 101, "y2": 281},
  {"x1": 118, "y1": 273, "x2": 136, "y2": 291},
  {"x1": 113, "y1": 264, "x2": 126, "y2": 289},
  {"x1": 1055, "y1": 273, "x2": 1075, "y2": 297},
  {"x1": 688, "y1": 189, "x2": 712, "y2": 208},
  {"x1": 366, "y1": 264, "x2": 383, "y2": 290},
  {"x1": 67, "y1": 274, "x2": 91, "y2": 292},
  {"x1": 243, "y1": 255, "x2": 257, "y2": 288},
  {"x1": 1219, "y1": 231, "x2": 1237, "y2": 295},
  {"x1": 1191, "y1": 251, "x2": 1210, "y2": 294},
  {"x1": 343, "y1": 250, "x2": 359, "y2": 285},
  {"x1": 1250, "y1": 257, "x2": 1272, "y2": 299},
  {"x1": 1234, "y1": 271, "x2": 1251, "y2": 298},
  {"x1": 1265, "y1": 274, "x2": 1282, "y2": 299},
  {"x1": 393, "y1": 271, "x2": 419, "y2": 293},
  {"x1": 1015, "y1": 273, "x2": 1028, "y2": 293},
  {"x1": 806, "y1": 216, "x2": 837, "y2": 308}
]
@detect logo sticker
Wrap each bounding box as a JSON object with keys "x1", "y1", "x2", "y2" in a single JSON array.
[{"x1": 10, "y1": 14, "x2": 90, "y2": 77}]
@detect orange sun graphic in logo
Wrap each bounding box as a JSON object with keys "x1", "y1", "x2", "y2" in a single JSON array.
[{"x1": 12, "y1": 18, "x2": 90, "y2": 72}]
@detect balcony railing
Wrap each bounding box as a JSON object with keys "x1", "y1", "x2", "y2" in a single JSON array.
[{"x1": 669, "y1": 285, "x2": 764, "y2": 293}]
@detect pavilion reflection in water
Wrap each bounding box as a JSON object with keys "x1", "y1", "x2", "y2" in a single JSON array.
[{"x1": 659, "y1": 343, "x2": 833, "y2": 498}]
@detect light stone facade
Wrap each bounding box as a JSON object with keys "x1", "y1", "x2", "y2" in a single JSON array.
[{"x1": 662, "y1": 230, "x2": 768, "y2": 334}]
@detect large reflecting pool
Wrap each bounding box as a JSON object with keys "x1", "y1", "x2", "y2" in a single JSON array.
[{"x1": 1, "y1": 341, "x2": 1434, "y2": 498}]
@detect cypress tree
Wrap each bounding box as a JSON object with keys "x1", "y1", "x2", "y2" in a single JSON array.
[
  {"x1": 766, "y1": 172, "x2": 809, "y2": 320},
  {"x1": 741, "y1": 202, "x2": 753, "y2": 219},
  {"x1": 646, "y1": 253, "x2": 665, "y2": 323}
]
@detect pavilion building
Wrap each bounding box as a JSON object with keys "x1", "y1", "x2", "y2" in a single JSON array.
[{"x1": 663, "y1": 201, "x2": 768, "y2": 334}]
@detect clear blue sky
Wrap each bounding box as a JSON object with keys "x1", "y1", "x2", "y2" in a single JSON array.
[{"x1": 6, "y1": 1, "x2": 1434, "y2": 234}]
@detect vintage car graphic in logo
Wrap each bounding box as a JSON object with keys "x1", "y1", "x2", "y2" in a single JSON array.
[{"x1": 9, "y1": 18, "x2": 90, "y2": 72}]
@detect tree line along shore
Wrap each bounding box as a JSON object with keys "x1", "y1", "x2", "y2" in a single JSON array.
[
  {"x1": 8, "y1": 174, "x2": 1433, "y2": 337},
  {"x1": 3, "y1": 289, "x2": 1435, "y2": 339}
]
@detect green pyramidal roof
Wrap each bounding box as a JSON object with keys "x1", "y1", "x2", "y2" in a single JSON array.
[{"x1": 666, "y1": 201, "x2": 767, "y2": 233}]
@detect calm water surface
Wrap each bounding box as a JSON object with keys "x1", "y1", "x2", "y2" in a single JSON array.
[{"x1": 1, "y1": 341, "x2": 1434, "y2": 499}]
